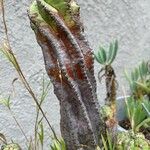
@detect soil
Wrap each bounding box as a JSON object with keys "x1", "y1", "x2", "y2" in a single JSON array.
[
  {"x1": 119, "y1": 119, "x2": 150, "y2": 141},
  {"x1": 140, "y1": 127, "x2": 150, "y2": 141},
  {"x1": 119, "y1": 119, "x2": 131, "y2": 130}
]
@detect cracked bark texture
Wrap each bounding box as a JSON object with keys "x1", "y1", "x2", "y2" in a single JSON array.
[{"x1": 28, "y1": 0, "x2": 104, "y2": 149}]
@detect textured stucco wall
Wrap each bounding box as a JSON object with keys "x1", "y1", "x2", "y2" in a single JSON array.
[{"x1": 0, "y1": 0, "x2": 150, "y2": 149}]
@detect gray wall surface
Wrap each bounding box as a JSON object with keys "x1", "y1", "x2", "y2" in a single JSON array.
[{"x1": 0, "y1": 0, "x2": 150, "y2": 149}]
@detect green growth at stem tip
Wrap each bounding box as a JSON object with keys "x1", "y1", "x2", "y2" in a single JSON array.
[{"x1": 29, "y1": 0, "x2": 80, "y2": 29}]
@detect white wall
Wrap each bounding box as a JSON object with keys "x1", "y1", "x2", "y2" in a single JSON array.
[{"x1": 0, "y1": 0, "x2": 150, "y2": 149}]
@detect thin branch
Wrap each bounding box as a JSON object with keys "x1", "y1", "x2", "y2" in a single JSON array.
[
  {"x1": 1, "y1": 0, "x2": 11, "y2": 49},
  {"x1": 1, "y1": 0, "x2": 58, "y2": 141}
]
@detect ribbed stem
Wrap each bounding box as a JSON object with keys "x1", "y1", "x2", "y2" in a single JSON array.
[{"x1": 28, "y1": 1, "x2": 104, "y2": 149}]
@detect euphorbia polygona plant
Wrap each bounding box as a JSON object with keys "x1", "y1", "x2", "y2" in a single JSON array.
[{"x1": 28, "y1": 0, "x2": 105, "y2": 149}]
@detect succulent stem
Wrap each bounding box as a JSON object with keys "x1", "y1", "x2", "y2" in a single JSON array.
[{"x1": 28, "y1": 0, "x2": 105, "y2": 149}]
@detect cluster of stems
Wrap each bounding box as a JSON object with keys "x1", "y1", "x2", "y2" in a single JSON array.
[{"x1": 29, "y1": 0, "x2": 105, "y2": 149}]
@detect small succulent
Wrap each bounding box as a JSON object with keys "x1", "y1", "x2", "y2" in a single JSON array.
[
  {"x1": 95, "y1": 40, "x2": 118, "y2": 136},
  {"x1": 116, "y1": 131, "x2": 150, "y2": 150},
  {"x1": 126, "y1": 97, "x2": 147, "y2": 131},
  {"x1": 94, "y1": 40, "x2": 118, "y2": 105},
  {"x1": 95, "y1": 40, "x2": 118, "y2": 66},
  {"x1": 1, "y1": 143, "x2": 21, "y2": 150},
  {"x1": 125, "y1": 61, "x2": 150, "y2": 99},
  {"x1": 100, "y1": 105, "x2": 113, "y2": 120},
  {"x1": 101, "y1": 130, "x2": 150, "y2": 150}
]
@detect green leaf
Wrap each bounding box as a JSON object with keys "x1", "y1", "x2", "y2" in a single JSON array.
[
  {"x1": 38, "y1": 123, "x2": 44, "y2": 147},
  {"x1": 107, "y1": 131, "x2": 113, "y2": 150},
  {"x1": 124, "y1": 70, "x2": 135, "y2": 92},
  {"x1": 124, "y1": 61, "x2": 149, "y2": 97},
  {"x1": 142, "y1": 103, "x2": 150, "y2": 117},
  {"x1": 135, "y1": 117, "x2": 150, "y2": 132},
  {"x1": 96, "y1": 146, "x2": 101, "y2": 150},
  {"x1": 125, "y1": 97, "x2": 148, "y2": 131},
  {"x1": 50, "y1": 138, "x2": 66, "y2": 150},
  {"x1": 101, "y1": 134, "x2": 108, "y2": 150},
  {"x1": 60, "y1": 139, "x2": 66, "y2": 150},
  {"x1": 98, "y1": 47, "x2": 107, "y2": 65},
  {"x1": 107, "y1": 42, "x2": 113, "y2": 63},
  {"x1": 54, "y1": 141, "x2": 60, "y2": 149},
  {"x1": 94, "y1": 53, "x2": 103, "y2": 64},
  {"x1": 134, "y1": 68, "x2": 139, "y2": 81},
  {"x1": 108, "y1": 40, "x2": 118, "y2": 65},
  {"x1": 142, "y1": 61, "x2": 148, "y2": 78},
  {"x1": 0, "y1": 97, "x2": 11, "y2": 109},
  {"x1": 136, "y1": 82, "x2": 150, "y2": 94}
]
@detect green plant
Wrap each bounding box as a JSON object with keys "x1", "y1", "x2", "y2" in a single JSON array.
[
  {"x1": 125, "y1": 61, "x2": 150, "y2": 99},
  {"x1": 142, "y1": 102, "x2": 150, "y2": 117},
  {"x1": 117, "y1": 131, "x2": 150, "y2": 150},
  {"x1": 125, "y1": 97, "x2": 150, "y2": 132},
  {"x1": 95, "y1": 40, "x2": 118, "y2": 136},
  {"x1": 50, "y1": 138, "x2": 66, "y2": 150},
  {"x1": 0, "y1": 0, "x2": 58, "y2": 144},
  {"x1": 122, "y1": 61, "x2": 150, "y2": 140},
  {"x1": 34, "y1": 77, "x2": 51, "y2": 150},
  {"x1": 101, "y1": 131, "x2": 116, "y2": 150},
  {"x1": 0, "y1": 1, "x2": 60, "y2": 149},
  {"x1": 0, "y1": 77, "x2": 52, "y2": 150},
  {"x1": 0, "y1": 96, "x2": 29, "y2": 148},
  {"x1": 101, "y1": 130, "x2": 150, "y2": 150},
  {"x1": 95, "y1": 40, "x2": 118, "y2": 66},
  {"x1": 100, "y1": 105, "x2": 114, "y2": 120}
]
